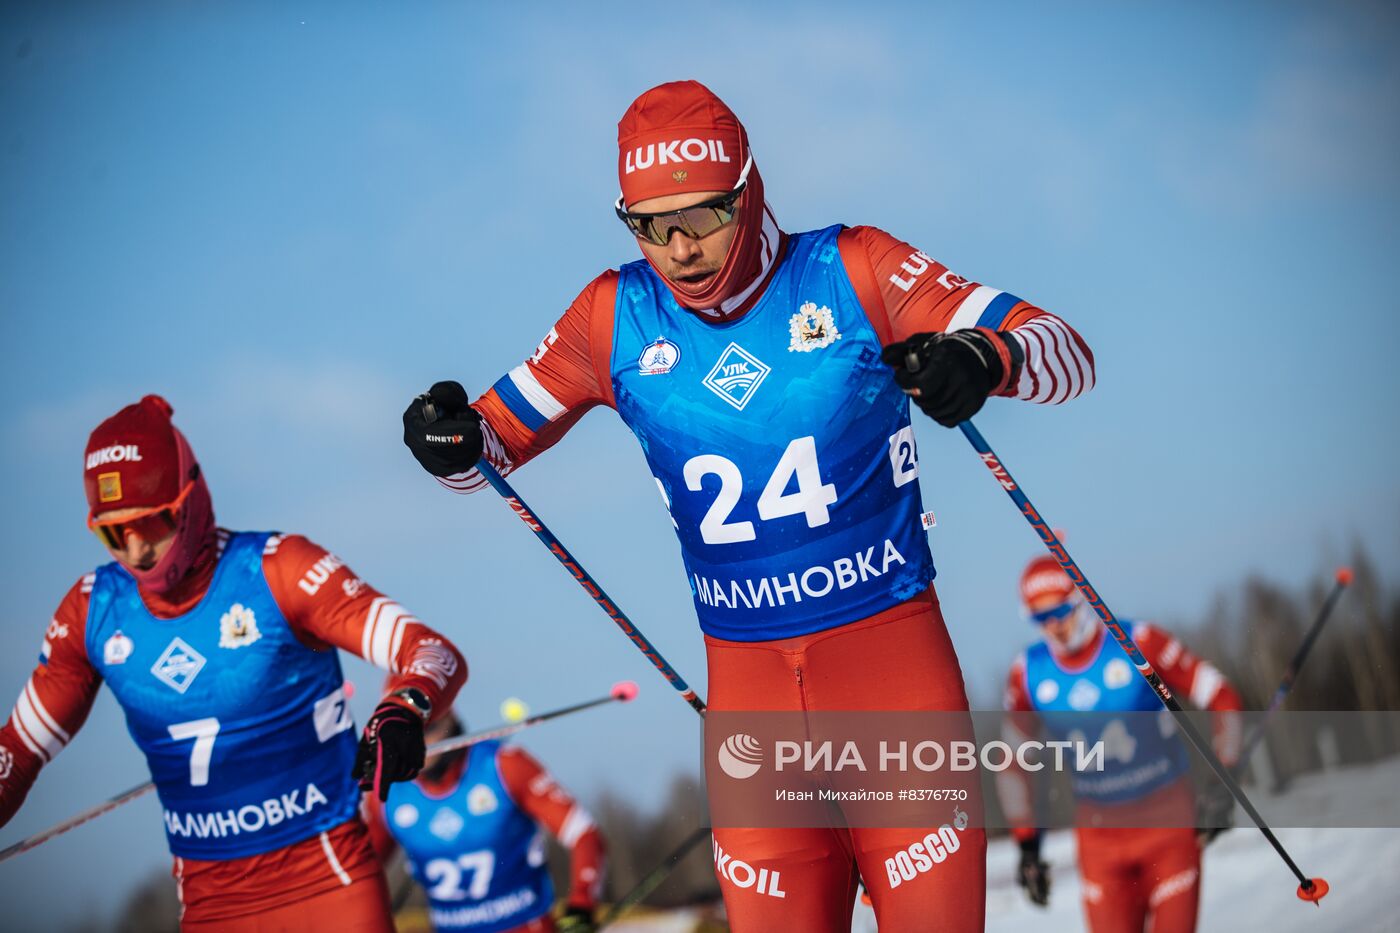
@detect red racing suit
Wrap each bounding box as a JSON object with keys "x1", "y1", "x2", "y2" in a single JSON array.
[
  {"x1": 441, "y1": 224, "x2": 1095, "y2": 931},
  {"x1": 364, "y1": 744, "x2": 606, "y2": 932},
  {"x1": 1000, "y1": 624, "x2": 1242, "y2": 933},
  {"x1": 0, "y1": 530, "x2": 468, "y2": 929}
]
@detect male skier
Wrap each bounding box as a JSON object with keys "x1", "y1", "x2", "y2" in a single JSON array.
[
  {"x1": 364, "y1": 711, "x2": 605, "y2": 933},
  {"x1": 402, "y1": 80, "x2": 1095, "y2": 930},
  {"x1": 1000, "y1": 554, "x2": 1241, "y2": 932},
  {"x1": 0, "y1": 395, "x2": 468, "y2": 930}
]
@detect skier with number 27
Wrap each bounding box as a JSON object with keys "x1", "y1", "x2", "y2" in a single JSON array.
[
  {"x1": 402, "y1": 80, "x2": 1095, "y2": 931},
  {"x1": 0, "y1": 395, "x2": 467, "y2": 930}
]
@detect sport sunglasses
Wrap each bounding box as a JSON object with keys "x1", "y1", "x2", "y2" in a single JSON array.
[
  {"x1": 1028, "y1": 600, "x2": 1077, "y2": 626},
  {"x1": 87, "y1": 480, "x2": 195, "y2": 550},
  {"x1": 615, "y1": 154, "x2": 754, "y2": 246}
]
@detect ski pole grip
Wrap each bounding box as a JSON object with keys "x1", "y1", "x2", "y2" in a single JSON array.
[{"x1": 418, "y1": 394, "x2": 440, "y2": 424}]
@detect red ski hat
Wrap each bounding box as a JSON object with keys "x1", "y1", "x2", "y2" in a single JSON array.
[
  {"x1": 1019, "y1": 555, "x2": 1077, "y2": 610},
  {"x1": 618, "y1": 80, "x2": 748, "y2": 206},
  {"x1": 617, "y1": 80, "x2": 770, "y2": 315},
  {"x1": 83, "y1": 395, "x2": 215, "y2": 594},
  {"x1": 84, "y1": 395, "x2": 183, "y2": 513}
]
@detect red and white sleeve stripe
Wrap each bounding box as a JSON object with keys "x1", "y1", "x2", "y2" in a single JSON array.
[
  {"x1": 0, "y1": 581, "x2": 103, "y2": 825},
  {"x1": 360, "y1": 597, "x2": 414, "y2": 672},
  {"x1": 9, "y1": 679, "x2": 72, "y2": 764},
  {"x1": 266, "y1": 535, "x2": 467, "y2": 718},
  {"x1": 1136, "y1": 623, "x2": 1243, "y2": 767},
  {"x1": 434, "y1": 419, "x2": 515, "y2": 497},
  {"x1": 558, "y1": 803, "x2": 598, "y2": 849},
  {"x1": 1006, "y1": 313, "x2": 1096, "y2": 404},
  {"x1": 500, "y1": 747, "x2": 607, "y2": 909},
  {"x1": 359, "y1": 597, "x2": 461, "y2": 692}
]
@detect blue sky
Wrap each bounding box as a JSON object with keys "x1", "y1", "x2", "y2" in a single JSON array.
[{"x1": 2, "y1": 2, "x2": 1398, "y2": 926}]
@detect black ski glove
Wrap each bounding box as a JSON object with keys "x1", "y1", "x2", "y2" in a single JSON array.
[
  {"x1": 881, "y1": 328, "x2": 1022, "y2": 427},
  {"x1": 556, "y1": 906, "x2": 597, "y2": 933},
  {"x1": 1197, "y1": 781, "x2": 1236, "y2": 846},
  {"x1": 403, "y1": 380, "x2": 485, "y2": 477},
  {"x1": 1017, "y1": 833, "x2": 1051, "y2": 907},
  {"x1": 353, "y1": 701, "x2": 426, "y2": 802}
]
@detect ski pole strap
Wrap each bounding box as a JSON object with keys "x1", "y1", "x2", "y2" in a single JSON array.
[{"x1": 474, "y1": 461, "x2": 706, "y2": 716}]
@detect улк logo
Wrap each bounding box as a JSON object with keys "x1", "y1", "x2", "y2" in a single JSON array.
[
  {"x1": 218, "y1": 603, "x2": 261, "y2": 649},
  {"x1": 718, "y1": 733, "x2": 764, "y2": 780},
  {"x1": 702, "y1": 343, "x2": 771, "y2": 411},
  {"x1": 638, "y1": 336, "x2": 681, "y2": 375},
  {"x1": 151, "y1": 637, "x2": 206, "y2": 694}
]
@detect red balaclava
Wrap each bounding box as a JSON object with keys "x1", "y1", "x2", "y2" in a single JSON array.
[
  {"x1": 84, "y1": 395, "x2": 215, "y2": 594},
  {"x1": 617, "y1": 80, "x2": 779, "y2": 319}
]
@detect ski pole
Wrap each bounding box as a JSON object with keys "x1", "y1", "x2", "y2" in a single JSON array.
[
  {"x1": 597, "y1": 824, "x2": 711, "y2": 929},
  {"x1": 957, "y1": 419, "x2": 1329, "y2": 905},
  {"x1": 0, "y1": 781, "x2": 155, "y2": 867},
  {"x1": 418, "y1": 396, "x2": 706, "y2": 717},
  {"x1": 425, "y1": 680, "x2": 638, "y2": 758},
  {"x1": 1237, "y1": 567, "x2": 1352, "y2": 767},
  {"x1": 0, "y1": 681, "x2": 638, "y2": 865}
]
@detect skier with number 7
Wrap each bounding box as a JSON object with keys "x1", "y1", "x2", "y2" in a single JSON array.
[
  {"x1": 401, "y1": 80, "x2": 1095, "y2": 931},
  {"x1": 0, "y1": 395, "x2": 468, "y2": 930}
]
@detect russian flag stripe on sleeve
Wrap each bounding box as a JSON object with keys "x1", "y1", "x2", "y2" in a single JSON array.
[
  {"x1": 491, "y1": 373, "x2": 548, "y2": 431},
  {"x1": 976, "y1": 291, "x2": 1022, "y2": 330},
  {"x1": 946, "y1": 286, "x2": 1002, "y2": 332},
  {"x1": 491, "y1": 365, "x2": 565, "y2": 432}
]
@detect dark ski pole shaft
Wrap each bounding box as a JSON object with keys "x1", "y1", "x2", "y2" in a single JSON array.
[
  {"x1": 1237, "y1": 567, "x2": 1352, "y2": 767},
  {"x1": 0, "y1": 682, "x2": 639, "y2": 864},
  {"x1": 958, "y1": 419, "x2": 1328, "y2": 905},
  {"x1": 598, "y1": 824, "x2": 711, "y2": 929},
  {"x1": 419, "y1": 397, "x2": 706, "y2": 717},
  {"x1": 0, "y1": 781, "x2": 155, "y2": 865}
]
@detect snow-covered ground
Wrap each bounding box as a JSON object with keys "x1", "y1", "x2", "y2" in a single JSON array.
[
  {"x1": 607, "y1": 908, "x2": 718, "y2": 932},
  {"x1": 967, "y1": 825, "x2": 1400, "y2": 933},
  {"x1": 862, "y1": 755, "x2": 1400, "y2": 932}
]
